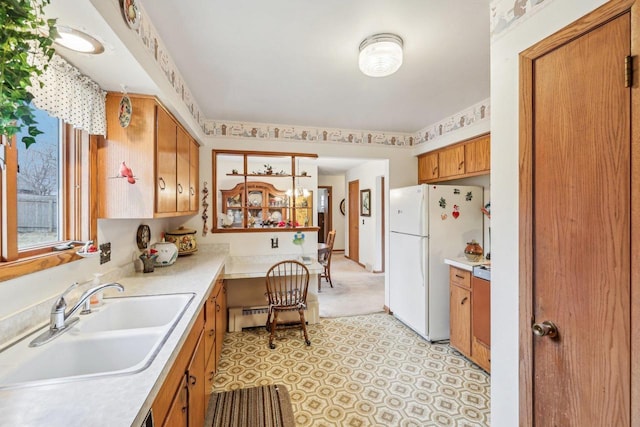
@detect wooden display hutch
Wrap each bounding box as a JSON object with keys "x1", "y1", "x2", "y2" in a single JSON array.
[
  {"x1": 213, "y1": 150, "x2": 317, "y2": 232},
  {"x1": 221, "y1": 182, "x2": 313, "y2": 228}
]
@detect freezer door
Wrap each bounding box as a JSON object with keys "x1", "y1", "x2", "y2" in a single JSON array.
[
  {"x1": 389, "y1": 185, "x2": 427, "y2": 236},
  {"x1": 389, "y1": 232, "x2": 428, "y2": 337}
]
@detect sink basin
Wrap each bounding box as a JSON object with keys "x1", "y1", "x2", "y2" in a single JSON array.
[
  {"x1": 0, "y1": 292, "x2": 194, "y2": 389},
  {"x1": 0, "y1": 330, "x2": 163, "y2": 386},
  {"x1": 77, "y1": 293, "x2": 193, "y2": 333}
]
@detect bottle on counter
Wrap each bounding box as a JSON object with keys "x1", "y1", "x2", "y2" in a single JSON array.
[{"x1": 90, "y1": 272, "x2": 104, "y2": 306}]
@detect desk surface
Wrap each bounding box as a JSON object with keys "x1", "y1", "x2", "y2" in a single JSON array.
[{"x1": 224, "y1": 255, "x2": 322, "y2": 279}]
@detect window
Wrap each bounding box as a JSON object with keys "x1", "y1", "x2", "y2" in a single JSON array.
[
  {"x1": 0, "y1": 106, "x2": 97, "y2": 280},
  {"x1": 16, "y1": 108, "x2": 61, "y2": 249}
]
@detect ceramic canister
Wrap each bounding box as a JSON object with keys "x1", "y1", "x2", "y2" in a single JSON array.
[{"x1": 165, "y1": 226, "x2": 197, "y2": 256}]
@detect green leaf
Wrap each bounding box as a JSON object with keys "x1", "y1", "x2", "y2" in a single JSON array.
[
  {"x1": 27, "y1": 125, "x2": 42, "y2": 137},
  {"x1": 21, "y1": 135, "x2": 35, "y2": 148}
]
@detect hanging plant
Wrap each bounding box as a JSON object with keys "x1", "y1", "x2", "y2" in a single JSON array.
[{"x1": 0, "y1": 0, "x2": 57, "y2": 148}]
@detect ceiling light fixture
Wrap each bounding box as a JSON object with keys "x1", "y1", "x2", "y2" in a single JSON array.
[
  {"x1": 358, "y1": 33, "x2": 403, "y2": 77},
  {"x1": 54, "y1": 26, "x2": 104, "y2": 54}
]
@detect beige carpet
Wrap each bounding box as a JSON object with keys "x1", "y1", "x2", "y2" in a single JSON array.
[
  {"x1": 213, "y1": 313, "x2": 490, "y2": 426},
  {"x1": 317, "y1": 254, "x2": 385, "y2": 318}
]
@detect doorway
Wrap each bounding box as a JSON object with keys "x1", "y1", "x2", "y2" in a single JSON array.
[
  {"x1": 317, "y1": 186, "x2": 332, "y2": 243},
  {"x1": 519, "y1": 3, "x2": 635, "y2": 425}
]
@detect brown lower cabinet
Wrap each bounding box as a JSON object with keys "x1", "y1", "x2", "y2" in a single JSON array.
[
  {"x1": 448, "y1": 266, "x2": 490, "y2": 372},
  {"x1": 152, "y1": 272, "x2": 227, "y2": 425}
]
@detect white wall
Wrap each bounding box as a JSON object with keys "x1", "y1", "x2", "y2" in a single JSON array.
[
  {"x1": 0, "y1": 217, "x2": 176, "y2": 321},
  {"x1": 490, "y1": 1, "x2": 607, "y2": 425},
  {"x1": 344, "y1": 160, "x2": 388, "y2": 272},
  {"x1": 181, "y1": 137, "x2": 415, "y2": 258},
  {"x1": 318, "y1": 175, "x2": 346, "y2": 251}
]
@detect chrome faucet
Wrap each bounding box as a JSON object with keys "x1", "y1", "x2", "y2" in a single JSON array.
[{"x1": 30, "y1": 282, "x2": 125, "y2": 347}]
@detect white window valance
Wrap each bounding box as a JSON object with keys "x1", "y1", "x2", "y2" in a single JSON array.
[{"x1": 29, "y1": 54, "x2": 106, "y2": 136}]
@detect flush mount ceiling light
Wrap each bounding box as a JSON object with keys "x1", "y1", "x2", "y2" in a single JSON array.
[
  {"x1": 54, "y1": 26, "x2": 104, "y2": 54},
  {"x1": 358, "y1": 33, "x2": 403, "y2": 77}
]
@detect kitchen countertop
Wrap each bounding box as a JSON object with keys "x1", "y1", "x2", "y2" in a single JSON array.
[
  {"x1": 444, "y1": 257, "x2": 489, "y2": 271},
  {"x1": 224, "y1": 255, "x2": 322, "y2": 279},
  {"x1": 0, "y1": 247, "x2": 226, "y2": 427}
]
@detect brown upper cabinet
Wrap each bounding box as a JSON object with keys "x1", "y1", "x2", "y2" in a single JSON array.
[
  {"x1": 417, "y1": 133, "x2": 490, "y2": 184},
  {"x1": 99, "y1": 93, "x2": 200, "y2": 218},
  {"x1": 417, "y1": 151, "x2": 439, "y2": 182}
]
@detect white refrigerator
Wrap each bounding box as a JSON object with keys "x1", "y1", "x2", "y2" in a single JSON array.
[{"x1": 389, "y1": 184, "x2": 483, "y2": 341}]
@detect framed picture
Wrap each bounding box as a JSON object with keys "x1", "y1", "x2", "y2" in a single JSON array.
[{"x1": 360, "y1": 189, "x2": 371, "y2": 217}]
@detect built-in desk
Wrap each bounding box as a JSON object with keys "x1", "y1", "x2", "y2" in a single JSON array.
[{"x1": 223, "y1": 256, "x2": 321, "y2": 332}]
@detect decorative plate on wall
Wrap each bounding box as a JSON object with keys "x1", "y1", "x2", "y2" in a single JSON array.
[
  {"x1": 340, "y1": 199, "x2": 346, "y2": 215},
  {"x1": 121, "y1": 0, "x2": 140, "y2": 30},
  {"x1": 136, "y1": 224, "x2": 150, "y2": 249},
  {"x1": 118, "y1": 95, "x2": 132, "y2": 128}
]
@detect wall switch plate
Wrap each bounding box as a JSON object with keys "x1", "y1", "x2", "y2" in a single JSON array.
[
  {"x1": 271, "y1": 237, "x2": 278, "y2": 249},
  {"x1": 99, "y1": 242, "x2": 111, "y2": 264}
]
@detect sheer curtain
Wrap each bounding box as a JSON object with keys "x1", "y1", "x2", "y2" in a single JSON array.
[{"x1": 29, "y1": 54, "x2": 106, "y2": 136}]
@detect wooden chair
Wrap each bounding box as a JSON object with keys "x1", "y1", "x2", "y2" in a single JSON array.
[
  {"x1": 319, "y1": 230, "x2": 336, "y2": 290},
  {"x1": 265, "y1": 260, "x2": 311, "y2": 349}
]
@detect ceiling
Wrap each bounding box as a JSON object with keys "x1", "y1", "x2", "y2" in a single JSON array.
[
  {"x1": 44, "y1": 0, "x2": 489, "y2": 174},
  {"x1": 45, "y1": 0, "x2": 489, "y2": 135}
]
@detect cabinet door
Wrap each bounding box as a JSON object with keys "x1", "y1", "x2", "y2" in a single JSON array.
[
  {"x1": 162, "y1": 376, "x2": 188, "y2": 427},
  {"x1": 438, "y1": 145, "x2": 465, "y2": 178},
  {"x1": 471, "y1": 276, "x2": 491, "y2": 372},
  {"x1": 156, "y1": 107, "x2": 177, "y2": 213},
  {"x1": 449, "y1": 284, "x2": 471, "y2": 357},
  {"x1": 187, "y1": 330, "x2": 207, "y2": 427},
  {"x1": 189, "y1": 139, "x2": 199, "y2": 212},
  {"x1": 204, "y1": 286, "x2": 216, "y2": 394},
  {"x1": 176, "y1": 128, "x2": 190, "y2": 212},
  {"x1": 418, "y1": 152, "x2": 439, "y2": 183},
  {"x1": 215, "y1": 281, "x2": 227, "y2": 369},
  {"x1": 465, "y1": 134, "x2": 490, "y2": 174}
]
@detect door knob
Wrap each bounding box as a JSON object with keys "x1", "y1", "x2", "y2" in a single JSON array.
[{"x1": 532, "y1": 320, "x2": 558, "y2": 338}]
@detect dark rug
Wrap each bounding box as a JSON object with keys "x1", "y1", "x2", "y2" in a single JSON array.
[{"x1": 208, "y1": 384, "x2": 295, "y2": 427}]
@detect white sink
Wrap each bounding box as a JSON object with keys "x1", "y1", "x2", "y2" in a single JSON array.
[
  {"x1": 0, "y1": 292, "x2": 194, "y2": 389},
  {"x1": 77, "y1": 293, "x2": 193, "y2": 333}
]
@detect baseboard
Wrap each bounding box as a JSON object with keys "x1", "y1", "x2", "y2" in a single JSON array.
[{"x1": 384, "y1": 305, "x2": 392, "y2": 315}]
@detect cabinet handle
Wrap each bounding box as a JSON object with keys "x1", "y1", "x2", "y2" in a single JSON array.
[
  {"x1": 455, "y1": 274, "x2": 465, "y2": 279},
  {"x1": 432, "y1": 166, "x2": 438, "y2": 174},
  {"x1": 458, "y1": 161, "x2": 464, "y2": 170},
  {"x1": 158, "y1": 177, "x2": 166, "y2": 190},
  {"x1": 189, "y1": 375, "x2": 197, "y2": 386},
  {"x1": 216, "y1": 304, "x2": 221, "y2": 312},
  {"x1": 177, "y1": 183, "x2": 183, "y2": 194},
  {"x1": 461, "y1": 297, "x2": 468, "y2": 305},
  {"x1": 190, "y1": 186, "x2": 195, "y2": 196},
  {"x1": 209, "y1": 329, "x2": 215, "y2": 337},
  {"x1": 209, "y1": 371, "x2": 215, "y2": 381}
]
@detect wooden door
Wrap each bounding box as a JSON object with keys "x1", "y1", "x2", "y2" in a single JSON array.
[
  {"x1": 464, "y1": 134, "x2": 490, "y2": 174},
  {"x1": 187, "y1": 330, "x2": 206, "y2": 427},
  {"x1": 520, "y1": 6, "x2": 632, "y2": 426},
  {"x1": 156, "y1": 107, "x2": 177, "y2": 213},
  {"x1": 348, "y1": 180, "x2": 359, "y2": 263},
  {"x1": 189, "y1": 139, "x2": 199, "y2": 212},
  {"x1": 176, "y1": 127, "x2": 190, "y2": 212},
  {"x1": 437, "y1": 145, "x2": 464, "y2": 178},
  {"x1": 215, "y1": 281, "x2": 227, "y2": 369},
  {"x1": 162, "y1": 376, "x2": 188, "y2": 427},
  {"x1": 449, "y1": 284, "x2": 471, "y2": 357},
  {"x1": 418, "y1": 151, "x2": 439, "y2": 183}
]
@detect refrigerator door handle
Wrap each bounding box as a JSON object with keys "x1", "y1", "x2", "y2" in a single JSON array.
[
  {"x1": 420, "y1": 237, "x2": 425, "y2": 286},
  {"x1": 419, "y1": 189, "x2": 425, "y2": 235}
]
